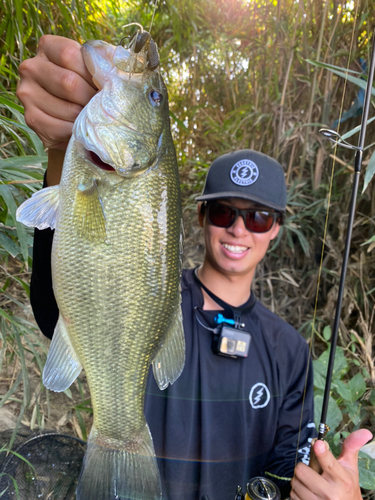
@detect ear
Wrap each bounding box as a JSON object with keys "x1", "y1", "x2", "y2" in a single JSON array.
[
  {"x1": 197, "y1": 203, "x2": 205, "y2": 228},
  {"x1": 270, "y1": 223, "x2": 281, "y2": 241}
]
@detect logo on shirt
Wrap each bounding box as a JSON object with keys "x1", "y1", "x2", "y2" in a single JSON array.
[
  {"x1": 230, "y1": 159, "x2": 259, "y2": 186},
  {"x1": 298, "y1": 422, "x2": 316, "y2": 465},
  {"x1": 249, "y1": 383, "x2": 270, "y2": 409}
]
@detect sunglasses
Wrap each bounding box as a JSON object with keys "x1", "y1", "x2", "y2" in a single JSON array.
[{"x1": 205, "y1": 202, "x2": 278, "y2": 233}]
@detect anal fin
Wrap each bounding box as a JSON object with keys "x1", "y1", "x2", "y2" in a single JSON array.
[
  {"x1": 73, "y1": 179, "x2": 106, "y2": 242},
  {"x1": 43, "y1": 315, "x2": 82, "y2": 392},
  {"x1": 16, "y1": 185, "x2": 60, "y2": 229},
  {"x1": 152, "y1": 305, "x2": 185, "y2": 390}
]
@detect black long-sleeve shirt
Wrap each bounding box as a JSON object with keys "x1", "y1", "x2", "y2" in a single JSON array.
[{"x1": 31, "y1": 227, "x2": 316, "y2": 500}]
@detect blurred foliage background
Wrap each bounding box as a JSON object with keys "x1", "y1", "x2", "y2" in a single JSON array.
[{"x1": 1, "y1": 0, "x2": 375, "y2": 493}]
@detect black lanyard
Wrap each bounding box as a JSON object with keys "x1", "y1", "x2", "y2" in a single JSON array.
[{"x1": 193, "y1": 268, "x2": 256, "y2": 328}]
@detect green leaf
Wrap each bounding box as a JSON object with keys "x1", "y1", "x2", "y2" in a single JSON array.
[
  {"x1": 361, "y1": 235, "x2": 375, "y2": 247},
  {"x1": 363, "y1": 368, "x2": 370, "y2": 379},
  {"x1": 358, "y1": 451, "x2": 375, "y2": 490},
  {"x1": 333, "y1": 380, "x2": 352, "y2": 402},
  {"x1": 306, "y1": 59, "x2": 375, "y2": 96},
  {"x1": 75, "y1": 409, "x2": 87, "y2": 441},
  {"x1": 64, "y1": 388, "x2": 72, "y2": 399},
  {"x1": 0, "y1": 155, "x2": 46, "y2": 168},
  {"x1": 313, "y1": 370, "x2": 326, "y2": 390},
  {"x1": 363, "y1": 150, "x2": 375, "y2": 193},
  {"x1": 323, "y1": 325, "x2": 331, "y2": 341},
  {"x1": 286, "y1": 225, "x2": 310, "y2": 256},
  {"x1": 369, "y1": 390, "x2": 375, "y2": 406},
  {"x1": 11, "y1": 276, "x2": 30, "y2": 298},
  {"x1": 169, "y1": 110, "x2": 189, "y2": 132},
  {"x1": 333, "y1": 432, "x2": 341, "y2": 446},
  {"x1": 0, "y1": 185, "x2": 29, "y2": 263},
  {"x1": 0, "y1": 96, "x2": 24, "y2": 114},
  {"x1": 348, "y1": 373, "x2": 366, "y2": 402},
  {"x1": 313, "y1": 347, "x2": 348, "y2": 385},
  {"x1": 314, "y1": 394, "x2": 342, "y2": 434},
  {"x1": 340, "y1": 116, "x2": 375, "y2": 142},
  {"x1": 0, "y1": 232, "x2": 21, "y2": 258},
  {"x1": 344, "y1": 402, "x2": 361, "y2": 425}
]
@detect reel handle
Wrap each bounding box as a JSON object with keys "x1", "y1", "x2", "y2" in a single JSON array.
[{"x1": 236, "y1": 477, "x2": 281, "y2": 500}]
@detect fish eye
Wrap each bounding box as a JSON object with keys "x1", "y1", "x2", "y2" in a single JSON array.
[{"x1": 150, "y1": 89, "x2": 162, "y2": 106}]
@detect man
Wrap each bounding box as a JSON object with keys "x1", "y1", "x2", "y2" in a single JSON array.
[{"x1": 17, "y1": 35, "x2": 371, "y2": 500}]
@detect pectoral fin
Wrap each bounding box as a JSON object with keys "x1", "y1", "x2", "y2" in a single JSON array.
[
  {"x1": 152, "y1": 305, "x2": 185, "y2": 390},
  {"x1": 16, "y1": 185, "x2": 60, "y2": 229},
  {"x1": 73, "y1": 180, "x2": 106, "y2": 242},
  {"x1": 43, "y1": 315, "x2": 82, "y2": 392}
]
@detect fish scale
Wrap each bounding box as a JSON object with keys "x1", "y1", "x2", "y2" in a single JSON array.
[
  {"x1": 53, "y1": 144, "x2": 181, "y2": 438},
  {"x1": 16, "y1": 38, "x2": 184, "y2": 500}
]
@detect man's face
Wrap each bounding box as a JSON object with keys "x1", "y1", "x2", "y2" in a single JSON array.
[{"x1": 198, "y1": 198, "x2": 281, "y2": 278}]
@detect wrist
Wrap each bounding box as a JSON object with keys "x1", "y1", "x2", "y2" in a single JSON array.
[{"x1": 46, "y1": 149, "x2": 65, "y2": 186}]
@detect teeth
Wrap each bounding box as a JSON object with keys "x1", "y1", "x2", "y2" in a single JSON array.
[{"x1": 222, "y1": 243, "x2": 248, "y2": 253}]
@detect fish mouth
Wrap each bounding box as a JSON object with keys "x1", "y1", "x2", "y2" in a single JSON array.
[
  {"x1": 85, "y1": 149, "x2": 116, "y2": 172},
  {"x1": 84, "y1": 148, "x2": 143, "y2": 176}
]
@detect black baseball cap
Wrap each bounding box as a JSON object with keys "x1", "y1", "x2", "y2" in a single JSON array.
[{"x1": 196, "y1": 150, "x2": 287, "y2": 212}]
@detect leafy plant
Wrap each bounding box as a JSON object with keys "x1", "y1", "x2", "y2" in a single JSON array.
[{"x1": 313, "y1": 326, "x2": 375, "y2": 489}]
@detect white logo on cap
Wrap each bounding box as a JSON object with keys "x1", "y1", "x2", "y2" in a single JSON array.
[{"x1": 230, "y1": 159, "x2": 259, "y2": 186}]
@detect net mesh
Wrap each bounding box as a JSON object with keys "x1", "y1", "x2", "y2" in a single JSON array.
[{"x1": 0, "y1": 428, "x2": 85, "y2": 499}]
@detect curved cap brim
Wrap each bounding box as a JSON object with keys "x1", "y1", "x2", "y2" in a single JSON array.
[{"x1": 195, "y1": 192, "x2": 286, "y2": 212}]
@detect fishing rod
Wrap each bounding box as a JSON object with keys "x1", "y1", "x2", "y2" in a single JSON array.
[{"x1": 315, "y1": 29, "x2": 375, "y2": 446}]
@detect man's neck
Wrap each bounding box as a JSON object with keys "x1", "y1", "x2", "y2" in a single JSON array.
[{"x1": 197, "y1": 261, "x2": 255, "y2": 310}]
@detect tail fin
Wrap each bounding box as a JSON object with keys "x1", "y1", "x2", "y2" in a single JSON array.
[{"x1": 76, "y1": 424, "x2": 161, "y2": 500}]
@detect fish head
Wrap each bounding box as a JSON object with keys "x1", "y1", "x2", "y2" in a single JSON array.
[{"x1": 74, "y1": 39, "x2": 170, "y2": 177}]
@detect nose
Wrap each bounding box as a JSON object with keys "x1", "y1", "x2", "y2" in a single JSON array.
[{"x1": 227, "y1": 214, "x2": 248, "y2": 237}]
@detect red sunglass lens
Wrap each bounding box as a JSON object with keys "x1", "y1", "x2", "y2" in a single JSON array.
[
  {"x1": 208, "y1": 204, "x2": 236, "y2": 228},
  {"x1": 245, "y1": 211, "x2": 274, "y2": 232}
]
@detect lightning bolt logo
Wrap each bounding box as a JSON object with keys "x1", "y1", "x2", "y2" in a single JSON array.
[
  {"x1": 249, "y1": 383, "x2": 270, "y2": 409},
  {"x1": 230, "y1": 160, "x2": 259, "y2": 186},
  {"x1": 240, "y1": 167, "x2": 249, "y2": 178},
  {"x1": 253, "y1": 387, "x2": 264, "y2": 405}
]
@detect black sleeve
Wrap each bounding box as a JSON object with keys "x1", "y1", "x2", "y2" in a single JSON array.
[
  {"x1": 264, "y1": 345, "x2": 317, "y2": 498},
  {"x1": 30, "y1": 225, "x2": 58, "y2": 339}
]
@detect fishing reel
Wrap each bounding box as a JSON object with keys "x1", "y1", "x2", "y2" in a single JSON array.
[{"x1": 235, "y1": 477, "x2": 281, "y2": 500}]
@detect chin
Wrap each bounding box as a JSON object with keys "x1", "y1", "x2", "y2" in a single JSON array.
[{"x1": 217, "y1": 259, "x2": 253, "y2": 276}]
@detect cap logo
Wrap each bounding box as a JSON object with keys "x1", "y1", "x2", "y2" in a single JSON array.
[{"x1": 230, "y1": 159, "x2": 259, "y2": 186}]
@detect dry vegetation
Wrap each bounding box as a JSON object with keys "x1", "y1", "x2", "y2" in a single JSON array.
[{"x1": 1, "y1": 0, "x2": 375, "y2": 493}]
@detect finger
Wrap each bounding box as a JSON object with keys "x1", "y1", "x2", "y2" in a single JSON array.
[
  {"x1": 17, "y1": 77, "x2": 83, "y2": 123},
  {"x1": 23, "y1": 106, "x2": 74, "y2": 149},
  {"x1": 338, "y1": 429, "x2": 373, "y2": 468},
  {"x1": 290, "y1": 473, "x2": 316, "y2": 500},
  {"x1": 19, "y1": 57, "x2": 96, "y2": 108},
  {"x1": 313, "y1": 439, "x2": 348, "y2": 483},
  {"x1": 293, "y1": 461, "x2": 328, "y2": 498},
  {"x1": 37, "y1": 34, "x2": 95, "y2": 87}
]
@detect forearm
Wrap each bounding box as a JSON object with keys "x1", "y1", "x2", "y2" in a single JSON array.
[{"x1": 46, "y1": 149, "x2": 65, "y2": 186}]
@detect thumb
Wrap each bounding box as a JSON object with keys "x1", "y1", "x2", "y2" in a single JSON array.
[{"x1": 338, "y1": 429, "x2": 373, "y2": 469}]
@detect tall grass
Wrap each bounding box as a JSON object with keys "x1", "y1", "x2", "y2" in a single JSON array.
[{"x1": 0, "y1": 0, "x2": 374, "y2": 490}]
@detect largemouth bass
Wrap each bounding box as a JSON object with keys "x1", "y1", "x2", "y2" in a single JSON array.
[{"x1": 17, "y1": 34, "x2": 184, "y2": 500}]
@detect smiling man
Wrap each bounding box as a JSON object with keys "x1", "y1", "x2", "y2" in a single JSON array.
[
  {"x1": 195, "y1": 150, "x2": 283, "y2": 305},
  {"x1": 17, "y1": 36, "x2": 371, "y2": 500}
]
